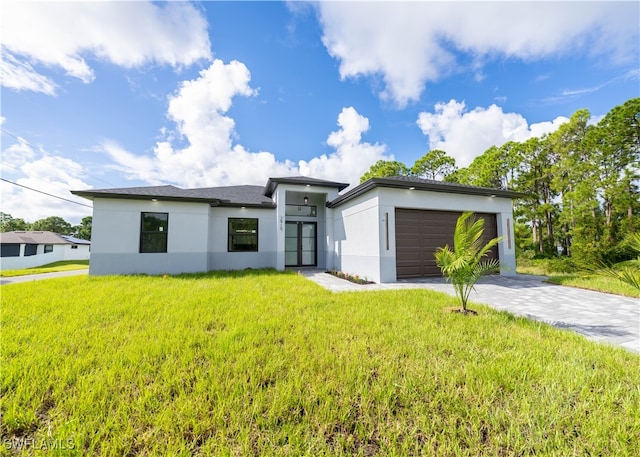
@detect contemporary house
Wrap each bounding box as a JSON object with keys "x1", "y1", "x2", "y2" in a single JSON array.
[
  {"x1": 0, "y1": 231, "x2": 91, "y2": 270},
  {"x1": 71, "y1": 176, "x2": 523, "y2": 283}
]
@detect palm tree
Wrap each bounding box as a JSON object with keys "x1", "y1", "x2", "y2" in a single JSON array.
[{"x1": 435, "y1": 212, "x2": 503, "y2": 313}]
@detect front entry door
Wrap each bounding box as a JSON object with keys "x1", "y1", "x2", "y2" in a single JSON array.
[{"x1": 285, "y1": 222, "x2": 317, "y2": 267}]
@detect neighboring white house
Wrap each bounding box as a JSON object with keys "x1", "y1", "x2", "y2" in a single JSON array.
[
  {"x1": 72, "y1": 176, "x2": 524, "y2": 283},
  {"x1": 0, "y1": 231, "x2": 91, "y2": 270}
]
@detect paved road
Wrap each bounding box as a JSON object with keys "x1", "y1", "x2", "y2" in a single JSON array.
[
  {"x1": 300, "y1": 270, "x2": 640, "y2": 354},
  {"x1": 0, "y1": 269, "x2": 88, "y2": 286}
]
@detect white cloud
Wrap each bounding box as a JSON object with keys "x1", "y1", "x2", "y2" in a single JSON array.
[
  {"x1": 0, "y1": 52, "x2": 58, "y2": 95},
  {"x1": 0, "y1": 143, "x2": 92, "y2": 224},
  {"x1": 299, "y1": 107, "x2": 389, "y2": 185},
  {"x1": 560, "y1": 68, "x2": 640, "y2": 98},
  {"x1": 1, "y1": 141, "x2": 37, "y2": 171},
  {"x1": 167, "y1": 60, "x2": 256, "y2": 141},
  {"x1": 314, "y1": 2, "x2": 639, "y2": 106},
  {"x1": 102, "y1": 59, "x2": 297, "y2": 187},
  {"x1": 528, "y1": 117, "x2": 571, "y2": 139},
  {"x1": 417, "y1": 100, "x2": 569, "y2": 166},
  {"x1": 102, "y1": 60, "x2": 389, "y2": 189},
  {"x1": 1, "y1": 1, "x2": 211, "y2": 94}
]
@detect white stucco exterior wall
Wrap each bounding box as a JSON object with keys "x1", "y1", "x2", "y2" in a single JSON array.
[
  {"x1": 62, "y1": 244, "x2": 91, "y2": 261},
  {"x1": 0, "y1": 243, "x2": 90, "y2": 270},
  {"x1": 331, "y1": 192, "x2": 383, "y2": 283},
  {"x1": 83, "y1": 181, "x2": 516, "y2": 280},
  {"x1": 89, "y1": 198, "x2": 210, "y2": 275},
  {"x1": 207, "y1": 207, "x2": 277, "y2": 271},
  {"x1": 332, "y1": 187, "x2": 517, "y2": 283}
]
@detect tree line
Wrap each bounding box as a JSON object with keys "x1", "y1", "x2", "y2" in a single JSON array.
[
  {"x1": 0, "y1": 213, "x2": 92, "y2": 241},
  {"x1": 360, "y1": 98, "x2": 640, "y2": 266}
]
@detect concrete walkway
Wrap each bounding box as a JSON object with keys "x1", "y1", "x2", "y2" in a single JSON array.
[
  {"x1": 299, "y1": 270, "x2": 640, "y2": 354},
  {"x1": 0, "y1": 269, "x2": 88, "y2": 286}
]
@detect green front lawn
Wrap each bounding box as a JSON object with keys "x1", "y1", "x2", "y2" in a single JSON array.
[
  {"x1": 546, "y1": 273, "x2": 640, "y2": 298},
  {"x1": 2, "y1": 270, "x2": 638, "y2": 455},
  {"x1": 0, "y1": 260, "x2": 89, "y2": 277},
  {"x1": 517, "y1": 258, "x2": 640, "y2": 298}
]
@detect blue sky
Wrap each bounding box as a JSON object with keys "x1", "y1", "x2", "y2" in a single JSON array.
[{"x1": 1, "y1": 1, "x2": 638, "y2": 224}]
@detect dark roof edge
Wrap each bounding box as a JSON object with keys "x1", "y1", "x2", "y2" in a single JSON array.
[
  {"x1": 264, "y1": 177, "x2": 350, "y2": 197},
  {"x1": 210, "y1": 202, "x2": 276, "y2": 209},
  {"x1": 327, "y1": 178, "x2": 528, "y2": 208},
  {"x1": 70, "y1": 190, "x2": 221, "y2": 204}
]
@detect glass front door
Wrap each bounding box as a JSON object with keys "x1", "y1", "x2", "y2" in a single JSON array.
[{"x1": 285, "y1": 222, "x2": 316, "y2": 267}]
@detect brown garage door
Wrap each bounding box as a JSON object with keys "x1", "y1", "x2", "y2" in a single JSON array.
[{"x1": 395, "y1": 209, "x2": 498, "y2": 278}]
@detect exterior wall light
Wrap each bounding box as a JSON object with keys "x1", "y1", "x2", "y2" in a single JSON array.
[
  {"x1": 408, "y1": 187, "x2": 416, "y2": 190},
  {"x1": 303, "y1": 196, "x2": 309, "y2": 206}
]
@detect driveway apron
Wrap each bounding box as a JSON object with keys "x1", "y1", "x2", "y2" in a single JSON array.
[{"x1": 400, "y1": 275, "x2": 639, "y2": 354}]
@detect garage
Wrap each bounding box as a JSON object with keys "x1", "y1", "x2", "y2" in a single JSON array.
[{"x1": 395, "y1": 208, "x2": 498, "y2": 278}]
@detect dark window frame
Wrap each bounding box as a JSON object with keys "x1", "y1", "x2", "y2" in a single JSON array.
[
  {"x1": 0, "y1": 244, "x2": 20, "y2": 257},
  {"x1": 44, "y1": 245, "x2": 54, "y2": 253},
  {"x1": 24, "y1": 244, "x2": 38, "y2": 256},
  {"x1": 228, "y1": 218, "x2": 259, "y2": 252},
  {"x1": 140, "y1": 212, "x2": 169, "y2": 253}
]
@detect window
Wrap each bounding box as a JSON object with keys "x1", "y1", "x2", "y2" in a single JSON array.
[
  {"x1": 44, "y1": 245, "x2": 53, "y2": 253},
  {"x1": 0, "y1": 244, "x2": 20, "y2": 257},
  {"x1": 228, "y1": 218, "x2": 258, "y2": 252},
  {"x1": 140, "y1": 212, "x2": 168, "y2": 253},
  {"x1": 285, "y1": 204, "x2": 317, "y2": 217},
  {"x1": 24, "y1": 244, "x2": 38, "y2": 256}
]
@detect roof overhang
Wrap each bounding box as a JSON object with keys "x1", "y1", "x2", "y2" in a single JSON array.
[
  {"x1": 327, "y1": 177, "x2": 528, "y2": 208},
  {"x1": 209, "y1": 201, "x2": 276, "y2": 209},
  {"x1": 71, "y1": 190, "x2": 277, "y2": 208},
  {"x1": 263, "y1": 177, "x2": 350, "y2": 198},
  {"x1": 71, "y1": 190, "x2": 221, "y2": 205}
]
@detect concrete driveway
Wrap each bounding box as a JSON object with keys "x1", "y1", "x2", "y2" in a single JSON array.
[
  {"x1": 300, "y1": 270, "x2": 640, "y2": 354},
  {"x1": 400, "y1": 275, "x2": 639, "y2": 354}
]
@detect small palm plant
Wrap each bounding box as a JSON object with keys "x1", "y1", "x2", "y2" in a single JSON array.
[
  {"x1": 435, "y1": 212, "x2": 503, "y2": 313},
  {"x1": 600, "y1": 233, "x2": 640, "y2": 291}
]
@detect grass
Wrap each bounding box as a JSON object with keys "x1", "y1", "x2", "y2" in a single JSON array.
[
  {"x1": 0, "y1": 260, "x2": 89, "y2": 277},
  {"x1": 517, "y1": 258, "x2": 640, "y2": 298},
  {"x1": 516, "y1": 263, "x2": 553, "y2": 277},
  {"x1": 2, "y1": 269, "x2": 639, "y2": 456},
  {"x1": 546, "y1": 273, "x2": 640, "y2": 298},
  {"x1": 515, "y1": 256, "x2": 579, "y2": 277}
]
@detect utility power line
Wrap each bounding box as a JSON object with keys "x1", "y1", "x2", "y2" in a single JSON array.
[
  {"x1": 1, "y1": 162, "x2": 80, "y2": 195},
  {"x1": 1, "y1": 178, "x2": 93, "y2": 209},
  {"x1": 1, "y1": 127, "x2": 117, "y2": 188}
]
